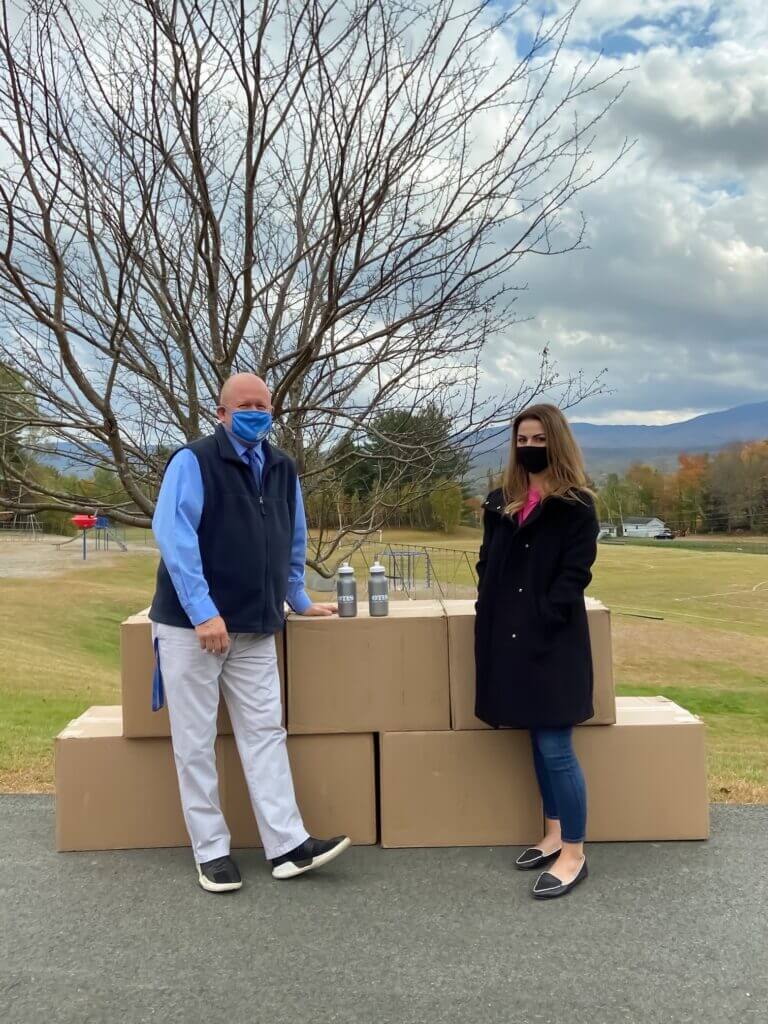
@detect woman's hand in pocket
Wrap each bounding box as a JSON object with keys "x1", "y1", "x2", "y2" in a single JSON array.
[{"x1": 539, "y1": 595, "x2": 570, "y2": 627}]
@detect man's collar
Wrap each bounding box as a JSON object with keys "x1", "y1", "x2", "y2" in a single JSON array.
[{"x1": 222, "y1": 425, "x2": 262, "y2": 461}]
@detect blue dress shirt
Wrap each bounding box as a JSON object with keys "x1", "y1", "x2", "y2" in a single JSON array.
[{"x1": 151, "y1": 427, "x2": 313, "y2": 625}]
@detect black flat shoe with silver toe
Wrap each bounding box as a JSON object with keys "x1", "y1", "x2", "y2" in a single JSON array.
[
  {"x1": 515, "y1": 847, "x2": 561, "y2": 871},
  {"x1": 532, "y1": 858, "x2": 588, "y2": 899}
]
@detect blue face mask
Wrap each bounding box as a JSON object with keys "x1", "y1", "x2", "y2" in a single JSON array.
[{"x1": 231, "y1": 410, "x2": 272, "y2": 444}]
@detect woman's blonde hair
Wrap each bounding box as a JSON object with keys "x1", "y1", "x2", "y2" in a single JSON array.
[{"x1": 502, "y1": 403, "x2": 595, "y2": 515}]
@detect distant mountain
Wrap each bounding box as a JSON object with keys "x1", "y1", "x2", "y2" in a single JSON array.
[
  {"x1": 29, "y1": 441, "x2": 110, "y2": 478},
  {"x1": 26, "y1": 399, "x2": 768, "y2": 483},
  {"x1": 569, "y1": 401, "x2": 768, "y2": 450},
  {"x1": 470, "y1": 400, "x2": 768, "y2": 482}
]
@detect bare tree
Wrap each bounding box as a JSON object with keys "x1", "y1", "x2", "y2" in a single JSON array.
[{"x1": 0, "y1": 0, "x2": 623, "y2": 570}]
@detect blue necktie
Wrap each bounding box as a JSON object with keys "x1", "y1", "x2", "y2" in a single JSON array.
[{"x1": 247, "y1": 446, "x2": 262, "y2": 488}]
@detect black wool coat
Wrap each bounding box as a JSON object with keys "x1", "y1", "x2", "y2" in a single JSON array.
[{"x1": 474, "y1": 487, "x2": 599, "y2": 729}]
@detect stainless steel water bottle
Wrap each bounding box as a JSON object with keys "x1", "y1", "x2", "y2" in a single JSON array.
[
  {"x1": 368, "y1": 559, "x2": 389, "y2": 616},
  {"x1": 336, "y1": 561, "x2": 358, "y2": 617}
]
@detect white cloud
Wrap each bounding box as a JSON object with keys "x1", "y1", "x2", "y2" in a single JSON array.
[
  {"x1": 708, "y1": 0, "x2": 768, "y2": 44},
  {"x1": 516, "y1": 0, "x2": 712, "y2": 47},
  {"x1": 484, "y1": 0, "x2": 768, "y2": 421},
  {"x1": 573, "y1": 407, "x2": 711, "y2": 425}
]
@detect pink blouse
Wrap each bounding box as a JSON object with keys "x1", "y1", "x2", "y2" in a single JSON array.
[{"x1": 517, "y1": 488, "x2": 541, "y2": 525}]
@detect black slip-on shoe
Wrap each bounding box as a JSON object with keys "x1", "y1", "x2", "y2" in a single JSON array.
[
  {"x1": 532, "y1": 858, "x2": 588, "y2": 900},
  {"x1": 515, "y1": 847, "x2": 562, "y2": 871},
  {"x1": 197, "y1": 855, "x2": 242, "y2": 893},
  {"x1": 271, "y1": 835, "x2": 351, "y2": 880}
]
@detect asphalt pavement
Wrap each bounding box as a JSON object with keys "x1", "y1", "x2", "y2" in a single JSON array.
[{"x1": 2, "y1": 797, "x2": 766, "y2": 1024}]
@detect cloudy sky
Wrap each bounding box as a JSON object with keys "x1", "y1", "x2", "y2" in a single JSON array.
[{"x1": 487, "y1": 0, "x2": 768, "y2": 425}]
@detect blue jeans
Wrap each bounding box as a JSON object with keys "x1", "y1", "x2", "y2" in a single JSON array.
[{"x1": 530, "y1": 728, "x2": 587, "y2": 843}]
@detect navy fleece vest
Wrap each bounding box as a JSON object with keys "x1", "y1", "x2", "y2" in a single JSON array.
[{"x1": 149, "y1": 425, "x2": 298, "y2": 634}]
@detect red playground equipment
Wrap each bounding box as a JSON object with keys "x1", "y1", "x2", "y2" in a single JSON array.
[
  {"x1": 71, "y1": 514, "x2": 98, "y2": 560},
  {"x1": 68, "y1": 514, "x2": 128, "y2": 559}
]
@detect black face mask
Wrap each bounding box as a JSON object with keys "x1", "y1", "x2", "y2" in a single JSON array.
[{"x1": 516, "y1": 445, "x2": 550, "y2": 474}]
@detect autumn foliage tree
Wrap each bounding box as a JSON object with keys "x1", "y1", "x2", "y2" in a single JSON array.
[{"x1": 597, "y1": 443, "x2": 768, "y2": 535}]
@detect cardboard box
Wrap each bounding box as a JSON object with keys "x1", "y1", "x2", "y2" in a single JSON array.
[
  {"x1": 221, "y1": 733, "x2": 377, "y2": 847},
  {"x1": 56, "y1": 707, "x2": 376, "y2": 851},
  {"x1": 55, "y1": 707, "x2": 190, "y2": 851},
  {"x1": 379, "y1": 730, "x2": 543, "y2": 848},
  {"x1": 286, "y1": 601, "x2": 451, "y2": 734},
  {"x1": 120, "y1": 610, "x2": 286, "y2": 738},
  {"x1": 445, "y1": 597, "x2": 616, "y2": 730},
  {"x1": 575, "y1": 696, "x2": 709, "y2": 841},
  {"x1": 379, "y1": 697, "x2": 708, "y2": 848}
]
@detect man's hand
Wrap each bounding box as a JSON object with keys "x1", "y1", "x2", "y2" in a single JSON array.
[
  {"x1": 195, "y1": 615, "x2": 230, "y2": 654},
  {"x1": 300, "y1": 602, "x2": 337, "y2": 617}
]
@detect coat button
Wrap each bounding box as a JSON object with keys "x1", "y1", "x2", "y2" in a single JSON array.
[
  {"x1": 518, "y1": 588, "x2": 523, "y2": 593},
  {"x1": 524, "y1": 543, "x2": 530, "y2": 549},
  {"x1": 512, "y1": 633, "x2": 517, "y2": 639}
]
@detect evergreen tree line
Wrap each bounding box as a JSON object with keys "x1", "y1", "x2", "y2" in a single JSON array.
[{"x1": 303, "y1": 408, "x2": 473, "y2": 535}]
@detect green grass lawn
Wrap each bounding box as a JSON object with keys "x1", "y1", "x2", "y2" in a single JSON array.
[
  {"x1": 0, "y1": 555, "x2": 157, "y2": 790},
  {"x1": 1, "y1": 528, "x2": 766, "y2": 802}
]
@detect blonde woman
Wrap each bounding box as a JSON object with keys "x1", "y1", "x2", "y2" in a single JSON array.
[{"x1": 475, "y1": 404, "x2": 599, "y2": 899}]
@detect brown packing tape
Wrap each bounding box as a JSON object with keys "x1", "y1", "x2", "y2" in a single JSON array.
[
  {"x1": 444, "y1": 598, "x2": 616, "y2": 730},
  {"x1": 55, "y1": 707, "x2": 376, "y2": 852},
  {"x1": 120, "y1": 612, "x2": 287, "y2": 737},
  {"x1": 286, "y1": 602, "x2": 451, "y2": 734},
  {"x1": 58, "y1": 705, "x2": 123, "y2": 739},
  {"x1": 615, "y1": 694, "x2": 699, "y2": 718}
]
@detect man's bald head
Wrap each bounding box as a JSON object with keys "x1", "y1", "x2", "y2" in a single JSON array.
[{"x1": 218, "y1": 373, "x2": 271, "y2": 410}]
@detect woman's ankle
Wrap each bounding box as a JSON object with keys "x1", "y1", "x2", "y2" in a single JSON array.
[
  {"x1": 534, "y1": 822, "x2": 562, "y2": 853},
  {"x1": 543, "y1": 818, "x2": 562, "y2": 843},
  {"x1": 558, "y1": 841, "x2": 585, "y2": 863}
]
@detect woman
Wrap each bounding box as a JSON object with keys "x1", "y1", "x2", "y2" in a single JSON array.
[{"x1": 475, "y1": 403, "x2": 599, "y2": 900}]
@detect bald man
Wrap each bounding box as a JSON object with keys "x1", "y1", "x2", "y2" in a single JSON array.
[{"x1": 149, "y1": 374, "x2": 349, "y2": 892}]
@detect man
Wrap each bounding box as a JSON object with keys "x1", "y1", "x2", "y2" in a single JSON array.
[{"x1": 149, "y1": 373, "x2": 349, "y2": 893}]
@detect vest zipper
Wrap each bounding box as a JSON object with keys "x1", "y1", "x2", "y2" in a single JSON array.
[{"x1": 260, "y1": 457, "x2": 271, "y2": 617}]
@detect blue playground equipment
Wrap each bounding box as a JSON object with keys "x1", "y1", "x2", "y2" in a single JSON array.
[
  {"x1": 93, "y1": 516, "x2": 128, "y2": 553},
  {"x1": 67, "y1": 514, "x2": 128, "y2": 560}
]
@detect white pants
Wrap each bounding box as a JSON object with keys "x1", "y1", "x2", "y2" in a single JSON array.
[{"x1": 152, "y1": 623, "x2": 309, "y2": 863}]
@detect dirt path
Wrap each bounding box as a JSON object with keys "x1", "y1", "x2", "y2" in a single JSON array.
[{"x1": 0, "y1": 535, "x2": 156, "y2": 579}]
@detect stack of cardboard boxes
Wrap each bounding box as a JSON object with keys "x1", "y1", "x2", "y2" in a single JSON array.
[
  {"x1": 55, "y1": 613, "x2": 377, "y2": 852},
  {"x1": 55, "y1": 598, "x2": 709, "y2": 852}
]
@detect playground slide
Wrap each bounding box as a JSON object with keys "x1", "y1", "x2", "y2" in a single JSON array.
[
  {"x1": 53, "y1": 528, "x2": 128, "y2": 552},
  {"x1": 53, "y1": 535, "x2": 79, "y2": 549},
  {"x1": 104, "y1": 527, "x2": 129, "y2": 552}
]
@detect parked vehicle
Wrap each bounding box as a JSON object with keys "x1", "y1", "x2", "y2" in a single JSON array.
[{"x1": 654, "y1": 529, "x2": 675, "y2": 540}]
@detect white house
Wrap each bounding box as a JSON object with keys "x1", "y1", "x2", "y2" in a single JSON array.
[
  {"x1": 598, "y1": 522, "x2": 618, "y2": 540},
  {"x1": 622, "y1": 516, "x2": 667, "y2": 538}
]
